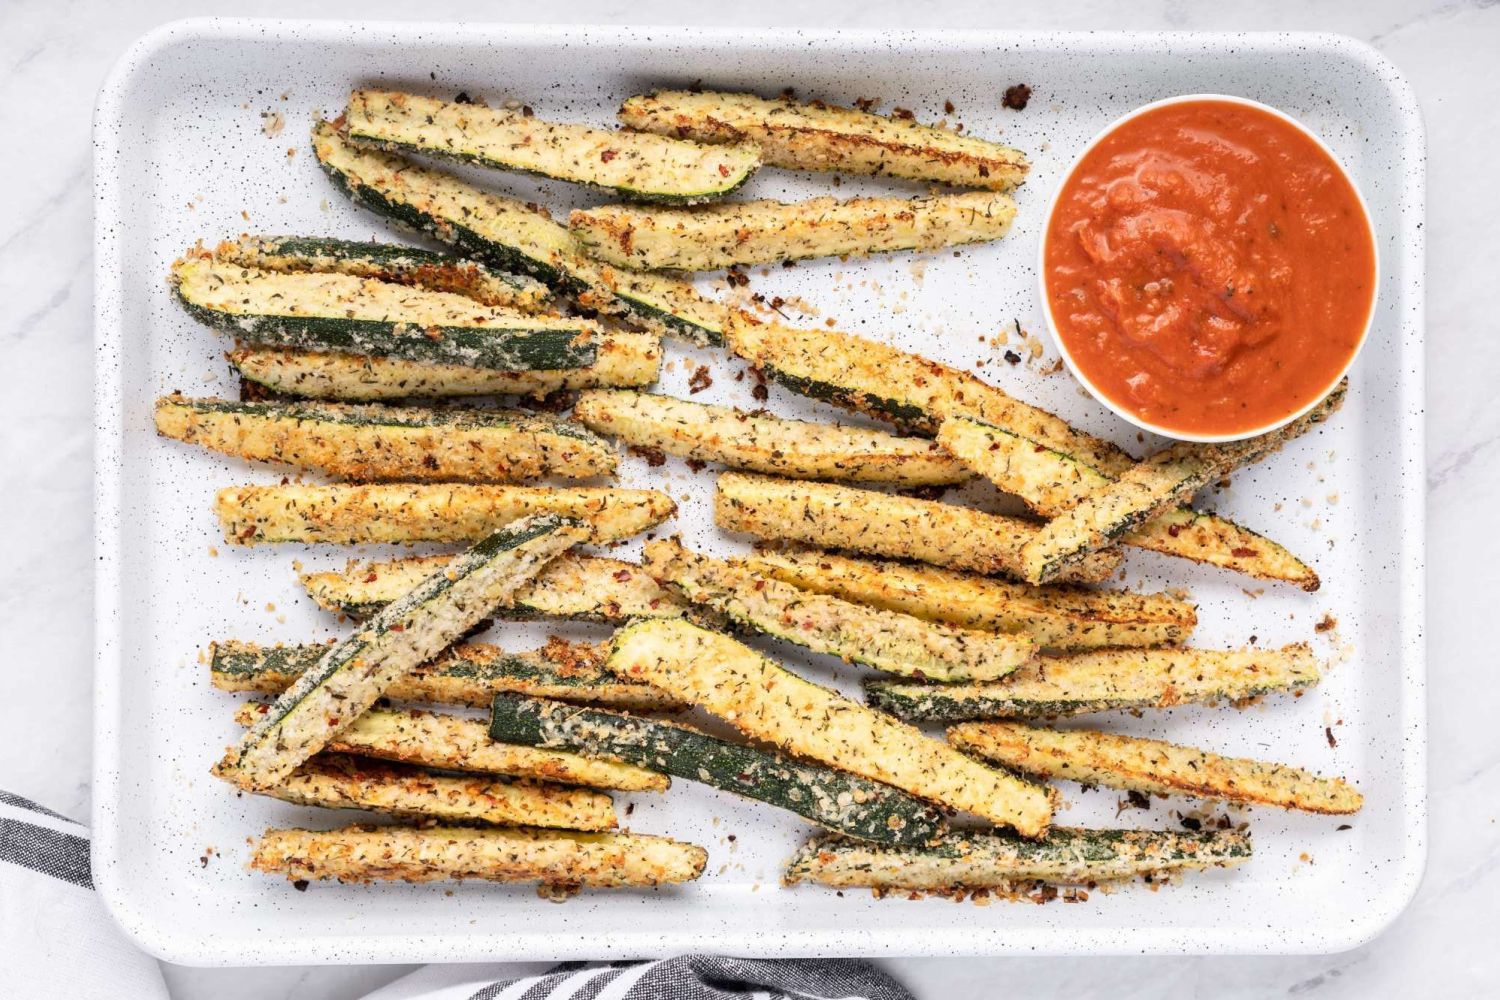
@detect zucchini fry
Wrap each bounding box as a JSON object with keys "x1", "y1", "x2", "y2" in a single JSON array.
[
  {"x1": 155, "y1": 396, "x2": 616, "y2": 482},
  {"x1": 783, "y1": 827, "x2": 1252, "y2": 891},
  {"x1": 1014, "y1": 384, "x2": 1348, "y2": 583},
  {"x1": 948, "y1": 722, "x2": 1363, "y2": 814},
  {"x1": 212, "y1": 234, "x2": 550, "y2": 310},
  {"x1": 606, "y1": 618, "x2": 1053, "y2": 836},
  {"x1": 172, "y1": 257, "x2": 598, "y2": 371},
  {"x1": 573, "y1": 389, "x2": 970, "y2": 485},
  {"x1": 490, "y1": 695, "x2": 945, "y2": 845},
  {"x1": 746, "y1": 548, "x2": 1197, "y2": 651},
  {"x1": 212, "y1": 637, "x2": 682, "y2": 712},
  {"x1": 214, "y1": 483, "x2": 675, "y2": 545},
  {"x1": 232, "y1": 701, "x2": 668, "y2": 792},
  {"x1": 216, "y1": 752, "x2": 618, "y2": 830},
  {"x1": 866, "y1": 643, "x2": 1322, "y2": 723},
  {"x1": 569, "y1": 192, "x2": 1016, "y2": 271},
  {"x1": 345, "y1": 90, "x2": 760, "y2": 203},
  {"x1": 642, "y1": 538, "x2": 1033, "y2": 681},
  {"x1": 251, "y1": 824, "x2": 706, "y2": 886},
  {"x1": 936, "y1": 416, "x2": 1320, "y2": 590},
  {"x1": 219, "y1": 515, "x2": 585, "y2": 790},
  {"x1": 299, "y1": 552, "x2": 685, "y2": 622},
  {"x1": 228, "y1": 333, "x2": 662, "y2": 402},
  {"x1": 724, "y1": 314, "x2": 1134, "y2": 473},
  {"x1": 619, "y1": 90, "x2": 1029, "y2": 190},
  {"x1": 714, "y1": 472, "x2": 1122, "y2": 584},
  {"x1": 313, "y1": 119, "x2": 731, "y2": 346}
]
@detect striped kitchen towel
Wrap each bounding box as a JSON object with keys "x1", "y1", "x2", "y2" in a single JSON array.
[
  {"x1": 0, "y1": 786, "x2": 913, "y2": 1000},
  {"x1": 363, "y1": 958, "x2": 915, "y2": 1000},
  {"x1": 0, "y1": 789, "x2": 168, "y2": 999}
]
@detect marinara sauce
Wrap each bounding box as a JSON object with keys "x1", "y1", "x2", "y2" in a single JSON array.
[{"x1": 1043, "y1": 99, "x2": 1375, "y2": 438}]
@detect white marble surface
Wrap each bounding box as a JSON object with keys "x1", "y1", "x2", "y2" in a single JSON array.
[{"x1": 0, "y1": 0, "x2": 1493, "y2": 996}]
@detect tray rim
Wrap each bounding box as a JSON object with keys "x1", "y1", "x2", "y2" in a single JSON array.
[{"x1": 91, "y1": 17, "x2": 1427, "y2": 965}]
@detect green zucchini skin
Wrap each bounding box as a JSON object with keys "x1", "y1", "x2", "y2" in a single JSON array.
[
  {"x1": 182, "y1": 304, "x2": 589, "y2": 369},
  {"x1": 642, "y1": 538, "x2": 1031, "y2": 681},
  {"x1": 596, "y1": 269, "x2": 729, "y2": 348},
  {"x1": 210, "y1": 638, "x2": 681, "y2": 712},
  {"x1": 864, "y1": 645, "x2": 1323, "y2": 723},
  {"x1": 227, "y1": 334, "x2": 662, "y2": 402},
  {"x1": 219, "y1": 514, "x2": 586, "y2": 790},
  {"x1": 171, "y1": 260, "x2": 597, "y2": 372},
  {"x1": 313, "y1": 120, "x2": 583, "y2": 289},
  {"x1": 214, "y1": 235, "x2": 549, "y2": 309},
  {"x1": 312, "y1": 119, "x2": 728, "y2": 347},
  {"x1": 489, "y1": 694, "x2": 945, "y2": 845},
  {"x1": 783, "y1": 827, "x2": 1253, "y2": 890}
]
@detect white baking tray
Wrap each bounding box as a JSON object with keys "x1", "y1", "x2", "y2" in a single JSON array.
[{"x1": 92, "y1": 20, "x2": 1426, "y2": 964}]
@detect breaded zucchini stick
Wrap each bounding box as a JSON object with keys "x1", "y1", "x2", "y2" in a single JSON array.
[
  {"x1": 214, "y1": 483, "x2": 675, "y2": 545},
  {"x1": 228, "y1": 334, "x2": 661, "y2": 402},
  {"x1": 573, "y1": 389, "x2": 970, "y2": 485},
  {"x1": 569, "y1": 192, "x2": 1016, "y2": 271},
  {"x1": 212, "y1": 637, "x2": 682, "y2": 712},
  {"x1": 607, "y1": 618, "x2": 1053, "y2": 836},
  {"x1": 714, "y1": 472, "x2": 1121, "y2": 584},
  {"x1": 216, "y1": 753, "x2": 618, "y2": 830},
  {"x1": 642, "y1": 537, "x2": 1033, "y2": 681},
  {"x1": 619, "y1": 90, "x2": 1028, "y2": 190},
  {"x1": 783, "y1": 827, "x2": 1252, "y2": 890},
  {"x1": 251, "y1": 825, "x2": 706, "y2": 886},
  {"x1": 948, "y1": 722, "x2": 1362, "y2": 814},
  {"x1": 232, "y1": 701, "x2": 668, "y2": 792},
  {"x1": 155, "y1": 396, "x2": 615, "y2": 482},
  {"x1": 298, "y1": 552, "x2": 685, "y2": 622},
  {"x1": 745, "y1": 548, "x2": 1196, "y2": 650},
  {"x1": 866, "y1": 644, "x2": 1323, "y2": 723}
]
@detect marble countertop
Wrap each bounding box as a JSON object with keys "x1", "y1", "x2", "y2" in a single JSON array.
[{"x1": 2, "y1": 0, "x2": 1494, "y2": 996}]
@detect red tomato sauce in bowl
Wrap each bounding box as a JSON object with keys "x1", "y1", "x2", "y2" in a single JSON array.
[{"x1": 1042, "y1": 97, "x2": 1376, "y2": 440}]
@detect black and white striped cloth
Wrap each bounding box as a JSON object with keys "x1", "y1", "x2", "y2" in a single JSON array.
[
  {"x1": 366, "y1": 959, "x2": 914, "y2": 1000},
  {"x1": 0, "y1": 787, "x2": 913, "y2": 1000},
  {"x1": 0, "y1": 790, "x2": 168, "y2": 998}
]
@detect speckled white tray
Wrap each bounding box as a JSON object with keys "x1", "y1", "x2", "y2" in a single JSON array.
[{"x1": 92, "y1": 20, "x2": 1426, "y2": 965}]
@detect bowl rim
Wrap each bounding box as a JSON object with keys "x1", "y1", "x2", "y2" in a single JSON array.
[{"x1": 1035, "y1": 92, "x2": 1380, "y2": 444}]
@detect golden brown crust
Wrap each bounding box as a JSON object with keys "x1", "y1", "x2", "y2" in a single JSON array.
[
  {"x1": 619, "y1": 91, "x2": 1028, "y2": 190},
  {"x1": 214, "y1": 483, "x2": 676, "y2": 545},
  {"x1": 714, "y1": 472, "x2": 1121, "y2": 584},
  {"x1": 746, "y1": 548, "x2": 1196, "y2": 650},
  {"x1": 155, "y1": 396, "x2": 616, "y2": 482},
  {"x1": 233, "y1": 701, "x2": 670, "y2": 792},
  {"x1": 250, "y1": 824, "x2": 706, "y2": 886},
  {"x1": 948, "y1": 722, "x2": 1363, "y2": 814},
  {"x1": 607, "y1": 619, "x2": 1052, "y2": 836},
  {"x1": 573, "y1": 389, "x2": 971, "y2": 485},
  {"x1": 220, "y1": 753, "x2": 619, "y2": 830}
]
